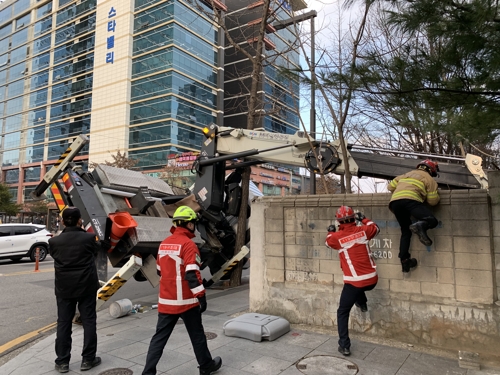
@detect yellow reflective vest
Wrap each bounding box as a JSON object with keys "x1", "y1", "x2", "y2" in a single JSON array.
[{"x1": 387, "y1": 169, "x2": 440, "y2": 206}]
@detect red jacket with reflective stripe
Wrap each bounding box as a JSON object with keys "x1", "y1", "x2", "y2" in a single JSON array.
[
  {"x1": 325, "y1": 218, "x2": 380, "y2": 287},
  {"x1": 157, "y1": 226, "x2": 205, "y2": 314}
]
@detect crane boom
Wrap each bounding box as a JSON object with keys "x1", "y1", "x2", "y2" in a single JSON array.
[{"x1": 195, "y1": 125, "x2": 487, "y2": 190}]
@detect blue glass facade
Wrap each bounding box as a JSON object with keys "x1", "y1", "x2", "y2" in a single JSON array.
[
  {"x1": 0, "y1": 0, "x2": 302, "y2": 202},
  {"x1": 0, "y1": 0, "x2": 95, "y2": 201},
  {"x1": 128, "y1": 0, "x2": 219, "y2": 169}
]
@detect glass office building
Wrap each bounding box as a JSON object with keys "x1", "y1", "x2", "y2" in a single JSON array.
[
  {"x1": 223, "y1": 0, "x2": 303, "y2": 134},
  {"x1": 0, "y1": 0, "x2": 304, "y2": 203}
]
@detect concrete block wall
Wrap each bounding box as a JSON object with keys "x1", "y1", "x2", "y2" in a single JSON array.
[{"x1": 249, "y1": 179, "x2": 500, "y2": 358}]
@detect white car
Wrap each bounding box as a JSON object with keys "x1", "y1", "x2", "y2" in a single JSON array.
[{"x1": 0, "y1": 224, "x2": 52, "y2": 262}]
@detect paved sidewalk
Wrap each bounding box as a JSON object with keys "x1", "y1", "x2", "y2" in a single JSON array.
[{"x1": 1, "y1": 281, "x2": 500, "y2": 375}]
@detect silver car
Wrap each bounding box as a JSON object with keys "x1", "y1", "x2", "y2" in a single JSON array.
[{"x1": 0, "y1": 224, "x2": 52, "y2": 262}]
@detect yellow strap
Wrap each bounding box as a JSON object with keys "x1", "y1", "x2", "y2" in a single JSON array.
[
  {"x1": 392, "y1": 190, "x2": 424, "y2": 202},
  {"x1": 400, "y1": 177, "x2": 426, "y2": 192}
]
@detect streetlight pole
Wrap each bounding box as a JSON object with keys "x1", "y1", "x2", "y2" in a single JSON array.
[
  {"x1": 309, "y1": 15, "x2": 316, "y2": 195},
  {"x1": 273, "y1": 10, "x2": 317, "y2": 194}
]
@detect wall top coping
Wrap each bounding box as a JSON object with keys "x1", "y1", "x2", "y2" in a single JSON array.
[{"x1": 255, "y1": 190, "x2": 489, "y2": 206}]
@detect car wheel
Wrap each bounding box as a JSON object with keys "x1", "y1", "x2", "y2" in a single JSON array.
[
  {"x1": 10, "y1": 257, "x2": 22, "y2": 262},
  {"x1": 30, "y1": 245, "x2": 48, "y2": 262}
]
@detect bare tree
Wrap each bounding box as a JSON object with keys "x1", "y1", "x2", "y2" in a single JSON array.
[{"x1": 194, "y1": 0, "x2": 304, "y2": 286}]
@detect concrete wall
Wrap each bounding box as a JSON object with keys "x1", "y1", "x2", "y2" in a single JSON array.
[{"x1": 249, "y1": 173, "x2": 500, "y2": 358}]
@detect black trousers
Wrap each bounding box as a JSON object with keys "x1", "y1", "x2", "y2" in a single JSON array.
[
  {"x1": 55, "y1": 293, "x2": 97, "y2": 365},
  {"x1": 337, "y1": 282, "x2": 376, "y2": 349},
  {"x1": 142, "y1": 306, "x2": 212, "y2": 375},
  {"x1": 389, "y1": 199, "x2": 438, "y2": 260}
]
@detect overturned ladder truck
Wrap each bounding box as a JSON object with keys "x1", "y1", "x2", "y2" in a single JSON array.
[
  {"x1": 30, "y1": 135, "x2": 251, "y2": 310},
  {"x1": 30, "y1": 126, "x2": 489, "y2": 309}
]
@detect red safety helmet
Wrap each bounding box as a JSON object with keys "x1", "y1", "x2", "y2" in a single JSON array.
[
  {"x1": 417, "y1": 159, "x2": 439, "y2": 177},
  {"x1": 336, "y1": 206, "x2": 355, "y2": 223}
]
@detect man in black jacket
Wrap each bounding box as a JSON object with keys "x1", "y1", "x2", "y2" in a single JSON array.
[{"x1": 48, "y1": 207, "x2": 102, "y2": 373}]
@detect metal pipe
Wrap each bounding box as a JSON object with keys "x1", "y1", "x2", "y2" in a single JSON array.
[
  {"x1": 197, "y1": 143, "x2": 296, "y2": 167},
  {"x1": 310, "y1": 16, "x2": 316, "y2": 195}
]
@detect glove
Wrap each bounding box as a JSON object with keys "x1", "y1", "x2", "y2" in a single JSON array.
[
  {"x1": 355, "y1": 212, "x2": 365, "y2": 221},
  {"x1": 198, "y1": 295, "x2": 207, "y2": 313},
  {"x1": 327, "y1": 224, "x2": 336, "y2": 233}
]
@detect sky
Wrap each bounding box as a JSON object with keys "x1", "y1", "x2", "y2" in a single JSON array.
[{"x1": 293, "y1": 1, "x2": 389, "y2": 193}]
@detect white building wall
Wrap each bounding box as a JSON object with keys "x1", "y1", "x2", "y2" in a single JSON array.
[{"x1": 89, "y1": 0, "x2": 133, "y2": 164}]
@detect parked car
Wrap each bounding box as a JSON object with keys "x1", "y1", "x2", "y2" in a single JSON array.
[{"x1": 0, "y1": 224, "x2": 52, "y2": 262}]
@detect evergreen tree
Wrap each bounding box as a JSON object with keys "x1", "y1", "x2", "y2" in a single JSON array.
[{"x1": 0, "y1": 183, "x2": 21, "y2": 217}]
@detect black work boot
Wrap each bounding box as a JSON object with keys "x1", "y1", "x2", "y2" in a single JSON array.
[
  {"x1": 81, "y1": 357, "x2": 101, "y2": 371},
  {"x1": 355, "y1": 302, "x2": 368, "y2": 312},
  {"x1": 55, "y1": 363, "x2": 69, "y2": 373},
  {"x1": 401, "y1": 258, "x2": 418, "y2": 273},
  {"x1": 338, "y1": 346, "x2": 351, "y2": 356},
  {"x1": 200, "y1": 356, "x2": 222, "y2": 375},
  {"x1": 409, "y1": 221, "x2": 432, "y2": 246}
]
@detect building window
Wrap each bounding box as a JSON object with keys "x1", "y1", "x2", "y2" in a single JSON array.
[
  {"x1": 25, "y1": 144, "x2": 45, "y2": 163},
  {"x1": 8, "y1": 187, "x2": 18, "y2": 201},
  {"x1": 0, "y1": 7, "x2": 12, "y2": 24},
  {"x1": 0, "y1": 25, "x2": 11, "y2": 40},
  {"x1": 27, "y1": 108, "x2": 47, "y2": 126},
  {"x1": 29, "y1": 88, "x2": 48, "y2": 109},
  {"x1": 30, "y1": 70, "x2": 49, "y2": 88},
  {"x1": 7, "y1": 79, "x2": 25, "y2": 99},
  {"x1": 129, "y1": 121, "x2": 172, "y2": 149},
  {"x1": 24, "y1": 166, "x2": 41, "y2": 182},
  {"x1": 10, "y1": 45, "x2": 29, "y2": 65},
  {"x1": 4, "y1": 132, "x2": 21, "y2": 149},
  {"x1": 11, "y1": 27, "x2": 29, "y2": 49},
  {"x1": 16, "y1": 13, "x2": 31, "y2": 30},
  {"x1": 5, "y1": 115, "x2": 22, "y2": 132},
  {"x1": 34, "y1": 34, "x2": 52, "y2": 55},
  {"x1": 26, "y1": 125, "x2": 45, "y2": 144},
  {"x1": 2, "y1": 149, "x2": 20, "y2": 166},
  {"x1": 13, "y1": 0, "x2": 31, "y2": 17},
  {"x1": 8, "y1": 62, "x2": 27, "y2": 81},
  {"x1": 48, "y1": 116, "x2": 90, "y2": 141},
  {"x1": 5, "y1": 169, "x2": 20, "y2": 184},
  {"x1": 55, "y1": 23, "x2": 76, "y2": 46},
  {"x1": 6, "y1": 96, "x2": 24, "y2": 116},
  {"x1": 32, "y1": 53, "x2": 50, "y2": 73},
  {"x1": 34, "y1": 16, "x2": 53, "y2": 37},
  {"x1": 37, "y1": 2, "x2": 53, "y2": 19}
]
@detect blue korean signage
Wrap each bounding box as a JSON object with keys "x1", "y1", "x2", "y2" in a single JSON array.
[{"x1": 106, "y1": 7, "x2": 117, "y2": 64}]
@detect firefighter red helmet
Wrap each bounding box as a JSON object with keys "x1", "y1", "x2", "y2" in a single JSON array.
[
  {"x1": 336, "y1": 206, "x2": 355, "y2": 223},
  {"x1": 417, "y1": 159, "x2": 439, "y2": 177}
]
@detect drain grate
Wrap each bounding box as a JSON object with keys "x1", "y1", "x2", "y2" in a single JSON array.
[
  {"x1": 98, "y1": 369, "x2": 133, "y2": 375},
  {"x1": 205, "y1": 332, "x2": 218, "y2": 340}
]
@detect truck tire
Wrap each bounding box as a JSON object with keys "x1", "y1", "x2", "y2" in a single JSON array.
[{"x1": 30, "y1": 245, "x2": 48, "y2": 262}]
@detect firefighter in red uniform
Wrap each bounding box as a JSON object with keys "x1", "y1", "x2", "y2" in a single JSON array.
[
  {"x1": 326, "y1": 206, "x2": 380, "y2": 356},
  {"x1": 142, "y1": 206, "x2": 222, "y2": 375}
]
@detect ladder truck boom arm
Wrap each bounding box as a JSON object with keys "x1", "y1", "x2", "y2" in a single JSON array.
[
  {"x1": 195, "y1": 125, "x2": 488, "y2": 190},
  {"x1": 31, "y1": 135, "x2": 89, "y2": 200}
]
